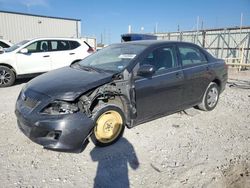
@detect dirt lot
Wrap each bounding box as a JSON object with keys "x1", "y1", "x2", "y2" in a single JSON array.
[{"x1": 0, "y1": 69, "x2": 250, "y2": 188}]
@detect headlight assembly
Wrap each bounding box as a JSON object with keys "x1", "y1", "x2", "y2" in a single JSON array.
[{"x1": 41, "y1": 101, "x2": 79, "y2": 115}]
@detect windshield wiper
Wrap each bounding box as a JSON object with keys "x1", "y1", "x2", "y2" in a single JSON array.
[
  {"x1": 71, "y1": 63, "x2": 116, "y2": 74},
  {"x1": 78, "y1": 65, "x2": 105, "y2": 73},
  {"x1": 70, "y1": 63, "x2": 98, "y2": 72}
]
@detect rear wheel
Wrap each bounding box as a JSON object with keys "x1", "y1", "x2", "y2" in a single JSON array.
[
  {"x1": 0, "y1": 66, "x2": 15, "y2": 87},
  {"x1": 198, "y1": 82, "x2": 219, "y2": 111},
  {"x1": 91, "y1": 105, "x2": 125, "y2": 147}
]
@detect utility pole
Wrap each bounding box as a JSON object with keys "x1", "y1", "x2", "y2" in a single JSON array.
[
  {"x1": 100, "y1": 33, "x2": 103, "y2": 44},
  {"x1": 196, "y1": 16, "x2": 199, "y2": 32},
  {"x1": 196, "y1": 16, "x2": 200, "y2": 43},
  {"x1": 103, "y1": 29, "x2": 106, "y2": 45},
  {"x1": 201, "y1": 20, "x2": 204, "y2": 30},
  {"x1": 154, "y1": 22, "x2": 158, "y2": 33},
  {"x1": 240, "y1": 12, "x2": 243, "y2": 29}
]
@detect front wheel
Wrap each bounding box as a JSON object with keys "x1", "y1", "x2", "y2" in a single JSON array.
[
  {"x1": 0, "y1": 66, "x2": 15, "y2": 87},
  {"x1": 91, "y1": 105, "x2": 125, "y2": 147},
  {"x1": 198, "y1": 82, "x2": 219, "y2": 111}
]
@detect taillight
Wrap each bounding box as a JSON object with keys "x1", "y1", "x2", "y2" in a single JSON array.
[
  {"x1": 84, "y1": 41, "x2": 95, "y2": 53},
  {"x1": 87, "y1": 47, "x2": 95, "y2": 53}
]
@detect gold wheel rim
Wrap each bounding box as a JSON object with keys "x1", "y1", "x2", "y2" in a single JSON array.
[{"x1": 94, "y1": 110, "x2": 123, "y2": 143}]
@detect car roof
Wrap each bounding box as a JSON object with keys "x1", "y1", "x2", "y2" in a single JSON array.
[
  {"x1": 25, "y1": 37, "x2": 82, "y2": 41},
  {"x1": 120, "y1": 40, "x2": 198, "y2": 47}
]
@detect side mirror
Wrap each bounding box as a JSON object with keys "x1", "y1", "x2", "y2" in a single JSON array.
[
  {"x1": 20, "y1": 48, "x2": 28, "y2": 54},
  {"x1": 137, "y1": 64, "x2": 156, "y2": 77}
]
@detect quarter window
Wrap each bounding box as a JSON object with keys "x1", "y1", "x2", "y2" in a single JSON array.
[
  {"x1": 69, "y1": 41, "x2": 80, "y2": 50},
  {"x1": 179, "y1": 46, "x2": 207, "y2": 66}
]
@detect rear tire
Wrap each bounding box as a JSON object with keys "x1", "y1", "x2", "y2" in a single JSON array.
[
  {"x1": 198, "y1": 82, "x2": 219, "y2": 111},
  {"x1": 0, "y1": 66, "x2": 15, "y2": 87},
  {"x1": 91, "y1": 104, "x2": 125, "y2": 147}
]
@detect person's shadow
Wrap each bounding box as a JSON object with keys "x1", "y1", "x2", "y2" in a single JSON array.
[{"x1": 90, "y1": 137, "x2": 139, "y2": 188}]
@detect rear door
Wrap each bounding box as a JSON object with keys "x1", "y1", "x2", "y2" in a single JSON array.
[
  {"x1": 49, "y1": 40, "x2": 72, "y2": 70},
  {"x1": 68, "y1": 40, "x2": 83, "y2": 61},
  {"x1": 177, "y1": 44, "x2": 211, "y2": 106},
  {"x1": 16, "y1": 40, "x2": 51, "y2": 74},
  {"x1": 134, "y1": 45, "x2": 184, "y2": 122}
]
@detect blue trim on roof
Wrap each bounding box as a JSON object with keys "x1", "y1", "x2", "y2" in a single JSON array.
[{"x1": 0, "y1": 10, "x2": 81, "y2": 21}]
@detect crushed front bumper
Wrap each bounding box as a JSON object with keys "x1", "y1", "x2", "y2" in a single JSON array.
[{"x1": 15, "y1": 89, "x2": 94, "y2": 153}]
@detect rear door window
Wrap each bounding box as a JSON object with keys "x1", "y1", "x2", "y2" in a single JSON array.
[
  {"x1": 50, "y1": 40, "x2": 70, "y2": 51},
  {"x1": 178, "y1": 46, "x2": 207, "y2": 66}
]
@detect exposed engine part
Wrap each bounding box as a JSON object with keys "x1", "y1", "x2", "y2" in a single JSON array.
[
  {"x1": 78, "y1": 95, "x2": 92, "y2": 117},
  {"x1": 78, "y1": 70, "x2": 136, "y2": 127}
]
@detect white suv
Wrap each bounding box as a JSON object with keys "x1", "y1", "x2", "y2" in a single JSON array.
[
  {"x1": 0, "y1": 39, "x2": 12, "y2": 49},
  {"x1": 0, "y1": 39, "x2": 13, "y2": 54},
  {"x1": 0, "y1": 38, "x2": 94, "y2": 87}
]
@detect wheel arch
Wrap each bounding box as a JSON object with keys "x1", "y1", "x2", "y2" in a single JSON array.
[
  {"x1": 0, "y1": 63, "x2": 16, "y2": 75},
  {"x1": 211, "y1": 78, "x2": 221, "y2": 92},
  {"x1": 91, "y1": 94, "x2": 131, "y2": 127}
]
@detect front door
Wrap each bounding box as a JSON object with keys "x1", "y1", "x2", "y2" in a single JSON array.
[
  {"x1": 134, "y1": 45, "x2": 184, "y2": 123},
  {"x1": 16, "y1": 40, "x2": 51, "y2": 74}
]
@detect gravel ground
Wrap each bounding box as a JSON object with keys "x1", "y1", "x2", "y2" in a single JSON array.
[{"x1": 0, "y1": 69, "x2": 250, "y2": 188}]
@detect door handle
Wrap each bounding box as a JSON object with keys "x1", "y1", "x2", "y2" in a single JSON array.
[
  {"x1": 69, "y1": 53, "x2": 75, "y2": 55},
  {"x1": 43, "y1": 55, "x2": 50, "y2": 57}
]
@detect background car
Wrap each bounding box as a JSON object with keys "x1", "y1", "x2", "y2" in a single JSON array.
[
  {"x1": 15, "y1": 40, "x2": 228, "y2": 153},
  {"x1": 0, "y1": 39, "x2": 13, "y2": 54},
  {"x1": 0, "y1": 38, "x2": 94, "y2": 87},
  {"x1": 0, "y1": 39, "x2": 12, "y2": 48}
]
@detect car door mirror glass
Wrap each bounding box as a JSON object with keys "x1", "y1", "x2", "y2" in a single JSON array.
[
  {"x1": 137, "y1": 64, "x2": 156, "y2": 76},
  {"x1": 20, "y1": 48, "x2": 28, "y2": 54}
]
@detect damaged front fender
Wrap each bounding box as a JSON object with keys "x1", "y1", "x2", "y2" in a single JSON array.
[{"x1": 78, "y1": 70, "x2": 137, "y2": 128}]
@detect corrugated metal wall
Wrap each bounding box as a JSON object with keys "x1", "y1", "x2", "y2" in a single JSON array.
[
  {"x1": 156, "y1": 27, "x2": 250, "y2": 65},
  {"x1": 0, "y1": 11, "x2": 81, "y2": 43}
]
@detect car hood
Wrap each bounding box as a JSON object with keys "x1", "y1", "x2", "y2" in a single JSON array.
[{"x1": 26, "y1": 66, "x2": 114, "y2": 100}]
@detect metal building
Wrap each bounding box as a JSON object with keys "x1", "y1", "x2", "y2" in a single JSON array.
[
  {"x1": 155, "y1": 26, "x2": 250, "y2": 67},
  {"x1": 0, "y1": 10, "x2": 81, "y2": 43}
]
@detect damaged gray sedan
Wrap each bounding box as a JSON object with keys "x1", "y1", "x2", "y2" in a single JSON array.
[{"x1": 15, "y1": 40, "x2": 227, "y2": 152}]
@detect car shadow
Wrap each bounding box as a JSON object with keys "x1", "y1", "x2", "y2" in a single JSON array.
[
  {"x1": 14, "y1": 78, "x2": 33, "y2": 86},
  {"x1": 227, "y1": 79, "x2": 250, "y2": 89},
  {"x1": 90, "y1": 137, "x2": 139, "y2": 188}
]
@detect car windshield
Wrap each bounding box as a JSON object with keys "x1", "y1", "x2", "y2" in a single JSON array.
[
  {"x1": 5, "y1": 40, "x2": 30, "y2": 52},
  {"x1": 77, "y1": 43, "x2": 147, "y2": 72}
]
